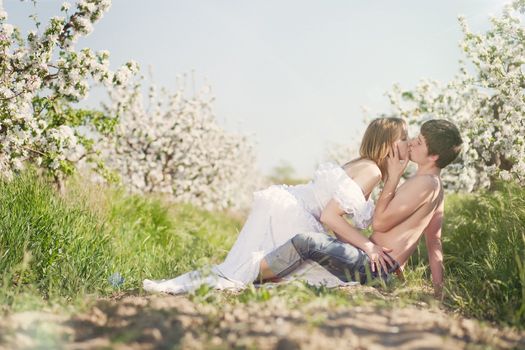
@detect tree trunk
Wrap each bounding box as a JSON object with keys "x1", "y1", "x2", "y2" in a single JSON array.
[{"x1": 54, "y1": 173, "x2": 66, "y2": 196}]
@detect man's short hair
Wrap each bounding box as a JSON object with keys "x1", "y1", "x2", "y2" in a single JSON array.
[{"x1": 421, "y1": 119, "x2": 462, "y2": 168}]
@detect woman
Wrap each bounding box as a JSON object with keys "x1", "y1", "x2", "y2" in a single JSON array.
[{"x1": 143, "y1": 117, "x2": 408, "y2": 294}]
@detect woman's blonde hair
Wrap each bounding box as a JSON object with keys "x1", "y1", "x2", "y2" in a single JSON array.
[{"x1": 358, "y1": 117, "x2": 407, "y2": 179}]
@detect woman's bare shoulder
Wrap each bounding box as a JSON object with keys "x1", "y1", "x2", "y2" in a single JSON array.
[{"x1": 343, "y1": 159, "x2": 381, "y2": 179}]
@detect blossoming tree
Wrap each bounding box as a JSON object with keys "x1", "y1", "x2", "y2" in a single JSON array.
[
  {"x1": 384, "y1": 0, "x2": 525, "y2": 191},
  {"x1": 0, "y1": 0, "x2": 138, "y2": 190},
  {"x1": 103, "y1": 78, "x2": 260, "y2": 211}
]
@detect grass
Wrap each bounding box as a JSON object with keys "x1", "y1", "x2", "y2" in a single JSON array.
[
  {"x1": 0, "y1": 171, "x2": 523, "y2": 330},
  {"x1": 407, "y1": 181, "x2": 525, "y2": 328},
  {"x1": 442, "y1": 182, "x2": 525, "y2": 328},
  {"x1": 0, "y1": 171, "x2": 241, "y2": 311},
  {"x1": 189, "y1": 278, "x2": 437, "y2": 312},
  {"x1": 0, "y1": 171, "x2": 113, "y2": 308},
  {"x1": 103, "y1": 187, "x2": 240, "y2": 290}
]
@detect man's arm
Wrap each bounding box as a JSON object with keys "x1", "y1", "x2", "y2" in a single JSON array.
[
  {"x1": 321, "y1": 199, "x2": 394, "y2": 273},
  {"x1": 424, "y1": 208, "x2": 444, "y2": 299}
]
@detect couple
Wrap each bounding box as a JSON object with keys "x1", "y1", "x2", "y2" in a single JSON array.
[{"x1": 143, "y1": 118, "x2": 462, "y2": 297}]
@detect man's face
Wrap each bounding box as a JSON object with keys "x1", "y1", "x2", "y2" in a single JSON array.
[{"x1": 408, "y1": 133, "x2": 430, "y2": 163}]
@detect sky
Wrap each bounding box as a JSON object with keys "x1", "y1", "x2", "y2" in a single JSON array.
[{"x1": 5, "y1": 0, "x2": 506, "y2": 176}]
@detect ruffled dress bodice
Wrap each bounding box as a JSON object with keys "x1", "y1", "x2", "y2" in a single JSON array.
[{"x1": 287, "y1": 162, "x2": 375, "y2": 229}]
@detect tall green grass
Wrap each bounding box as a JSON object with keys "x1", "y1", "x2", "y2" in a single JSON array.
[
  {"x1": 105, "y1": 187, "x2": 240, "y2": 289},
  {"x1": 0, "y1": 171, "x2": 241, "y2": 309},
  {"x1": 408, "y1": 182, "x2": 525, "y2": 328},
  {"x1": 0, "y1": 171, "x2": 113, "y2": 307},
  {"x1": 443, "y1": 182, "x2": 525, "y2": 328}
]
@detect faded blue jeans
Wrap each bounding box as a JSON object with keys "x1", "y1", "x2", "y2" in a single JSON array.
[{"x1": 264, "y1": 232, "x2": 400, "y2": 284}]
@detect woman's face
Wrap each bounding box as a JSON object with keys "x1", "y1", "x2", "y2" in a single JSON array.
[{"x1": 394, "y1": 130, "x2": 409, "y2": 160}]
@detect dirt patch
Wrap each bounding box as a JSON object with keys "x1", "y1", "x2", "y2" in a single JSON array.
[{"x1": 0, "y1": 292, "x2": 524, "y2": 349}]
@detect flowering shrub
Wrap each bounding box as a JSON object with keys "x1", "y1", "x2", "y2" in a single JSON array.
[
  {"x1": 103, "y1": 78, "x2": 259, "y2": 211},
  {"x1": 384, "y1": 0, "x2": 525, "y2": 191},
  {"x1": 0, "y1": 0, "x2": 138, "y2": 188}
]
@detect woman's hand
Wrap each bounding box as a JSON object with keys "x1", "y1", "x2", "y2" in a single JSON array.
[
  {"x1": 363, "y1": 242, "x2": 394, "y2": 274},
  {"x1": 386, "y1": 142, "x2": 409, "y2": 181}
]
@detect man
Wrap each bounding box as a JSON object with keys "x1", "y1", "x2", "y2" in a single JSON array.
[{"x1": 258, "y1": 119, "x2": 463, "y2": 297}]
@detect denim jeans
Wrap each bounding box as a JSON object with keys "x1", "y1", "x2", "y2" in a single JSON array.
[{"x1": 264, "y1": 232, "x2": 399, "y2": 284}]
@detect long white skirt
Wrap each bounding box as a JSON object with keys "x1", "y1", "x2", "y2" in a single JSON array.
[{"x1": 143, "y1": 186, "x2": 352, "y2": 294}]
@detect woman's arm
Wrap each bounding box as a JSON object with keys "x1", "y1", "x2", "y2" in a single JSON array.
[{"x1": 320, "y1": 199, "x2": 394, "y2": 273}]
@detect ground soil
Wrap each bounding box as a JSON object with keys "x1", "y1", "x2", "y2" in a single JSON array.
[{"x1": 1, "y1": 287, "x2": 524, "y2": 350}]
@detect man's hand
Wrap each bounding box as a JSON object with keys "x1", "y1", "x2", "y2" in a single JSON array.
[
  {"x1": 386, "y1": 141, "x2": 409, "y2": 181},
  {"x1": 362, "y1": 242, "x2": 394, "y2": 274}
]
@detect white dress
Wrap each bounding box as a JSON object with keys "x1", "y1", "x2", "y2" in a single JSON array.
[{"x1": 143, "y1": 162, "x2": 375, "y2": 294}]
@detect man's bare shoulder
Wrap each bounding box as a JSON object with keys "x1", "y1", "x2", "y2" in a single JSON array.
[
  {"x1": 397, "y1": 174, "x2": 442, "y2": 205},
  {"x1": 402, "y1": 174, "x2": 441, "y2": 191}
]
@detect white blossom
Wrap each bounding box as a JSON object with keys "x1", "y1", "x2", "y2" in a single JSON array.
[
  {"x1": 102, "y1": 77, "x2": 261, "y2": 210},
  {"x1": 0, "y1": 0, "x2": 138, "y2": 182},
  {"x1": 61, "y1": 2, "x2": 71, "y2": 12},
  {"x1": 383, "y1": 0, "x2": 525, "y2": 191},
  {"x1": 1, "y1": 23, "x2": 13, "y2": 37}
]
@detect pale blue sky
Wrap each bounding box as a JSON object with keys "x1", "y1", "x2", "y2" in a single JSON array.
[{"x1": 6, "y1": 0, "x2": 504, "y2": 176}]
